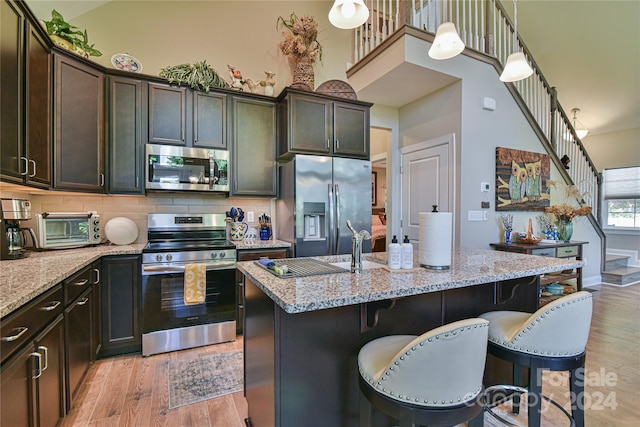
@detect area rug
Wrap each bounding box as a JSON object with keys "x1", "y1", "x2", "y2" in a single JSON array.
[{"x1": 168, "y1": 350, "x2": 243, "y2": 409}]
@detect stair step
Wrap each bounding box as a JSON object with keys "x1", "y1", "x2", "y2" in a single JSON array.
[
  {"x1": 605, "y1": 254, "x2": 630, "y2": 269},
  {"x1": 601, "y1": 266, "x2": 640, "y2": 286}
]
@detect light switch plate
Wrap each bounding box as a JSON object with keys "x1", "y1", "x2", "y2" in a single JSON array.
[
  {"x1": 247, "y1": 211, "x2": 254, "y2": 223},
  {"x1": 468, "y1": 211, "x2": 484, "y2": 221}
]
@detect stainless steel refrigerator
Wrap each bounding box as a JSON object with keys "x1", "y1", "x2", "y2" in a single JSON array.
[{"x1": 277, "y1": 154, "x2": 372, "y2": 257}]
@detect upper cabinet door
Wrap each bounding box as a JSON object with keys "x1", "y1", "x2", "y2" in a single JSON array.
[
  {"x1": 230, "y1": 96, "x2": 277, "y2": 197},
  {"x1": 108, "y1": 76, "x2": 145, "y2": 194},
  {"x1": 277, "y1": 87, "x2": 372, "y2": 161},
  {"x1": 287, "y1": 93, "x2": 331, "y2": 155},
  {"x1": 25, "y1": 20, "x2": 52, "y2": 187},
  {"x1": 333, "y1": 101, "x2": 369, "y2": 159},
  {"x1": 193, "y1": 91, "x2": 226, "y2": 149},
  {"x1": 148, "y1": 82, "x2": 188, "y2": 145},
  {"x1": 54, "y1": 54, "x2": 105, "y2": 192}
]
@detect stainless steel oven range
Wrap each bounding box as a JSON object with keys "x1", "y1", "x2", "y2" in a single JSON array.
[{"x1": 141, "y1": 213, "x2": 236, "y2": 356}]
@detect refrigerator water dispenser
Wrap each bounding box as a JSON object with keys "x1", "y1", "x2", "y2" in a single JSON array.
[{"x1": 302, "y1": 202, "x2": 325, "y2": 240}]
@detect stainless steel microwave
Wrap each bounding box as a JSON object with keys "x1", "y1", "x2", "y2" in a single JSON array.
[
  {"x1": 35, "y1": 212, "x2": 101, "y2": 250},
  {"x1": 145, "y1": 144, "x2": 230, "y2": 193}
]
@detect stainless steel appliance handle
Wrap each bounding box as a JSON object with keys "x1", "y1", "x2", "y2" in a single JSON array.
[
  {"x1": 42, "y1": 212, "x2": 92, "y2": 219},
  {"x1": 335, "y1": 184, "x2": 341, "y2": 254},
  {"x1": 20, "y1": 227, "x2": 38, "y2": 249},
  {"x1": 142, "y1": 261, "x2": 237, "y2": 275},
  {"x1": 209, "y1": 154, "x2": 215, "y2": 189},
  {"x1": 328, "y1": 184, "x2": 334, "y2": 252}
]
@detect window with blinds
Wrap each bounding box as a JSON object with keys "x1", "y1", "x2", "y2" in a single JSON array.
[{"x1": 603, "y1": 166, "x2": 640, "y2": 229}]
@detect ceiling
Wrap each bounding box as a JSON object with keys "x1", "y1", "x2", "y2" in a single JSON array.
[{"x1": 28, "y1": 0, "x2": 639, "y2": 139}]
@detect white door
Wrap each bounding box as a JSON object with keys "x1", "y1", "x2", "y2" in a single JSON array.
[{"x1": 401, "y1": 136, "x2": 453, "y2": 244}]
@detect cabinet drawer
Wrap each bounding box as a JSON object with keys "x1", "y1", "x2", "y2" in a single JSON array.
[
  {"x1": 1, "y1": 284, "x2": 64, "y2": 365},
  {"x1": 557, "y1": 246, "x2": 579, "y2": 257},
  {"x1": 531, "y1": 248, "x2": 556, "y2": 257},
  {"x1": 237, "y1": 248, "x2": 288, "y2": 261},
  {"x1": 64, "y1": 265, "x2": 94, "y2": 305}
]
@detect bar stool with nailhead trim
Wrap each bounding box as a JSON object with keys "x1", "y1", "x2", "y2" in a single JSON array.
[
  {"x1": 358, "y1": 318, "x2": 489, "y2": 427},
  {"x1": 479, "y1": 291, "x2": 593, "y2": 427}
]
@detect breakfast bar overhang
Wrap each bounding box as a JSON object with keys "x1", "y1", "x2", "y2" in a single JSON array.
[{"x1": 237, "y1": 248, "x2": 584, "y2": 427}]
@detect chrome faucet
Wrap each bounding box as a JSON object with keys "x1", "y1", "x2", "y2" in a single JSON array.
[{"x1": 346, "y1": 220, "x2": 371, "y2": 274}]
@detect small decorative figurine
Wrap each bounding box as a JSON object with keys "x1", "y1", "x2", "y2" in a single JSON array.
[
  {"x1": 227, "y1": 65, "x2": 245, "y2": 90},
  {"x1": 260, "y1": 71, "x2": 276, "y2": 96},
  {"x1": 243, "y1": 78, "x2": 261, "y2": 93}
]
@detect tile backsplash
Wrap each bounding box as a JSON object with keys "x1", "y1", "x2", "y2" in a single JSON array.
[{"x1": 1, "y1": 183, "x2": 273, "y2": 244}]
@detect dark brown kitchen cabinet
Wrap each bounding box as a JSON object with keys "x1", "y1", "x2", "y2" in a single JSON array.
[
  {"x1": 229, "y1": 96, "x2": 277, "y2": 196},
  {"x1": 108, "y1": 75, "x2": 145, "y2": 193},
  {"x1": 91, "y1": 261, "x2": 102, "y2": 359},
  {"x1": 193, "y1": 91, "x2": 227, "y2": 149},
  {"x1": 148, "y1": 82, "x2": 187, "y2": 145},
  {"x1": 100, "y1": 255, "x2": 142, "y2": 358},
  {"x1": 64, "y1": 287, "x2": 93, "y2": 412},
  {"x1": 54, "y1": 53, "x2": 105, "y2": 192},
  {"x1": 1, "y1": 283, "x2": 65, "y2": 427},
  {"x1": 236, "y1": 248, "x2": 288, "y2": 334},
  {"x1": 148, "y1": 82, "x2": 227, "y2": 149},
  {"x1": 278, "y1": 87, "x2": 372, "y2": 160},
  {"x1": 0, "y1": 0, "x2": 52, "y2": 188}
]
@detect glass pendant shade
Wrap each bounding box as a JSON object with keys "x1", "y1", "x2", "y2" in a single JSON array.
[
  {"x1": 329, "y1": 0, "x2": 370, "y2": 29},
  {"x1": 499, "y1": 51, "x2": 533, "y2": 82},
  {"x1": 428, "y1": 22, "x2": 465, "y2": 60},
  {"x1": 576, "y1": 129, "x2": 589, "y2": 139}
]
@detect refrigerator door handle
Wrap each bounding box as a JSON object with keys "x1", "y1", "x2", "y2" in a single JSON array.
[
  {"x1": 335, "y1": 184, "x2": 341, "y2": 254},
  {"x1": 328, "y1": 183, "x2": 335, "y2": 253}
]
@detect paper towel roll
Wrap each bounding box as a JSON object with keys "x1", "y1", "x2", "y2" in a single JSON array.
[{"x1": 419, "y1": 212, "x2": 453, "y2": 269}]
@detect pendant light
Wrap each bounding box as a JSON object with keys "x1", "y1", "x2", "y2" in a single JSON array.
[
  {"x1": 329, "y1": 0, "x2": 370, "y2": 30},
  {"x1": 428, "y1": 22, "x2": 465, "y2": 60},
  {"x1": 571, "y1": 108, "x2": 589, "y2": 139},
  {"x1": 500, "y1": 0, "x2": 533, "y2": 82}
]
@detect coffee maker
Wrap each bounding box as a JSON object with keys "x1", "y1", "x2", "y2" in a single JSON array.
[{"x1": 1, "y1": 198, "x2": 37, "y2": 260}]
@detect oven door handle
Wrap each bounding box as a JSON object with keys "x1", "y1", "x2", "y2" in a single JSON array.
[{"x1": 142, "y1": 261, "x2": 237, "y2": 275}]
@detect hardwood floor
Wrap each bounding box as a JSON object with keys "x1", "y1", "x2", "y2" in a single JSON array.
[{"x1": 63, "y1": 283, "x2": 639, "y2": 426}]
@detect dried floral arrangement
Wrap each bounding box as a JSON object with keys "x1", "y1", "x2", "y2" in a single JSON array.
[
  {"x1": 499, "y1": 214, "x2": 513, "y2": 230},
  {"x1": 544, "y1": 180, "x2": 593, "y2": 221},
  {"x1": 276, "y1": 12, "x2": 323, "y2": 63}
]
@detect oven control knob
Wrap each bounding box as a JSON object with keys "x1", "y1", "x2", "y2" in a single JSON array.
[
  {"x1": 210, "y1": 252, "x2": 218, "y2": 259},
  {"x1": 166, "y1": 254, "x2": 173, "y2": 262},
  {"x1": 219, "y1": 251, "x2": 226, "y2": 259},
  {"x1": 156, "y1": 254, "x2": 163, "y2": 262}
]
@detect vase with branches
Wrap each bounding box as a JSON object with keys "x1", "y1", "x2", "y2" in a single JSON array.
[
  {"x1": 277, "y1": 12, "x2": 322, "y2": 90},
  {"x1": 545, "y1": 180, "x2": 593, "y2": 242}
]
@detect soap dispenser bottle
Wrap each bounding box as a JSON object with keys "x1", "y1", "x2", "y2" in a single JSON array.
[
  {"x1": 401, "y1": 235, "x2": 414, "y2": 269},
  {"x1": 388, "y1": 235, "x2": 401, "y2": 270}
]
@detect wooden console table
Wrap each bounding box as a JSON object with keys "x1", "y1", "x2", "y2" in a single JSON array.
[{"x1": 490, "y1": 241, "x2": 587, "y2": 292}]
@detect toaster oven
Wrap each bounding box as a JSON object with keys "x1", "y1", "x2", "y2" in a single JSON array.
[{"x1": 35, "y1": 212, "x2": 101, "y2": 249}]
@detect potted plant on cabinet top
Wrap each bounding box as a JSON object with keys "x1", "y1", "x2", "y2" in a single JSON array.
[{"x1": 42, "y1": 9, "x2": 102, "y2": 58}]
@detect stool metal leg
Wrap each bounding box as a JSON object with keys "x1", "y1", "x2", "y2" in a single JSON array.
[
  {"x1": 359, "y1": 391, "x2": 373, "y2": 427},
  {"x1": 527, "y1": 365, "x2": 544, "y2": 427},
  {"x1": 570, "y1": 367, "x2": 585, "y2": 427}
]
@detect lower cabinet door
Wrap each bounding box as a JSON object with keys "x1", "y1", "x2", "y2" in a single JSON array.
[
  {"x1": 65, "y1": 288, "x2": 93, "y2": 412},
  {"x1": 0, "y1": 345, "x2": 33, "y2": 427},
  {"x1": 35, "y1": 315, "x2": 65, "y2": 427}
]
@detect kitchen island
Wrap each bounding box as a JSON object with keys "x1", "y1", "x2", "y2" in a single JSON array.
[{"x1": 237, "y1": 248, "x2": 584, "y2": 427}]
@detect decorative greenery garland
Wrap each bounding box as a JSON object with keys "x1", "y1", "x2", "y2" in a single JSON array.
[{"x1": 159, "y1": 61, "x2": 230, "y2": 92}]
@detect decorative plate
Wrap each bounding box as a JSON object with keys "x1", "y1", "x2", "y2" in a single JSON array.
[
  {"x1": 111, "y1": 53, "x2": 143, "y2": 73},
  {"x1": 316, "y1": 79, "x2": 357, "y2": 100}
]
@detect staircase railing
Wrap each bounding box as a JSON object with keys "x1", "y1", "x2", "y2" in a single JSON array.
[{"x1": 352, "y1": 0, "x2": 605, "y2": 270}]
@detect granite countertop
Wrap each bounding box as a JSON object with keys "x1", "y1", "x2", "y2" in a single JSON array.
[
  {"x1": 233, "y1": 239, "x2": 291, "y2": 250},
  {"x1": 0, "y1": 243, "x2": 146, "y2": 318},
  {"x1": 236, "y1": 247, "x2": 585, "y2": 314},
  {"x1": 1, "y1": 239, "x2": 292, "y2": 319}
]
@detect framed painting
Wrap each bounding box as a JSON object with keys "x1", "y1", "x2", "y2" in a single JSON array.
[
  {"x1": 495, "y1": 147, "x2": 550, "y2": 211},
  {"x1": 372, "y1": 172, "x2": 377, "y2": 205}
]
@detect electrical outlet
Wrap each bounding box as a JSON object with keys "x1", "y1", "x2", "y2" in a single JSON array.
[{"x1": 247, "y1": 211, "x2": 254, "y2": 223}]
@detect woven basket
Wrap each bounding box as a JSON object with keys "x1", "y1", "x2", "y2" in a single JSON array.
[{"x1": 292, "y1": 56, "x2": 315, "y2": 90}]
